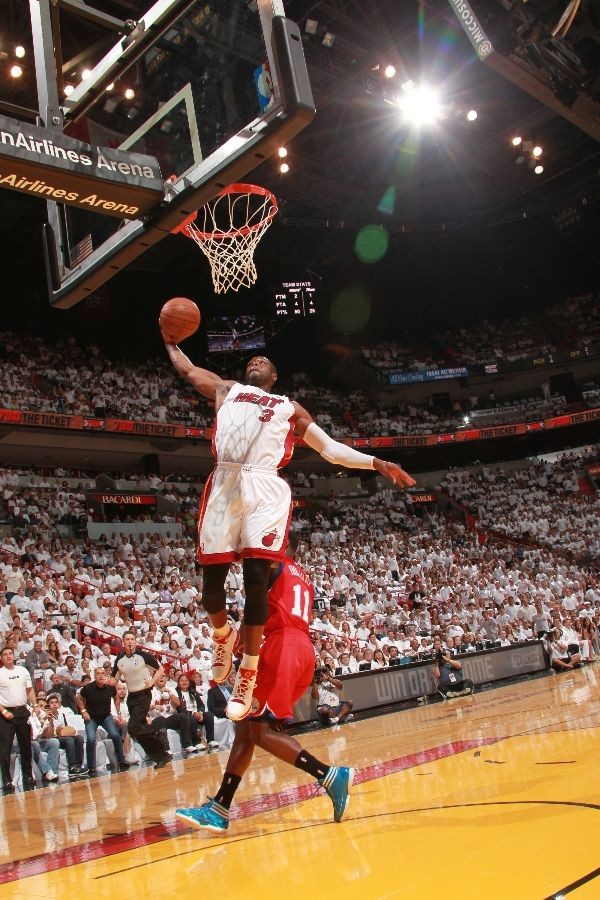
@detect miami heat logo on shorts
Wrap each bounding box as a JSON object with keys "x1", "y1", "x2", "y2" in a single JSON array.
[{"x1": 262, "y1": 529, "x2": 278, "y2": 547}]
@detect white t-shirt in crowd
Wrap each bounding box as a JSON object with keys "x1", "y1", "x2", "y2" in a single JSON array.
[{"x1": 0, "y1": 665, "x2": 32, "y2": 707}]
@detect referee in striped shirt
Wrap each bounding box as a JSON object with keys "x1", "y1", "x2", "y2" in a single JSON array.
[{"x1": 111, "y1": 631, "x2": 170, "y2": 768}]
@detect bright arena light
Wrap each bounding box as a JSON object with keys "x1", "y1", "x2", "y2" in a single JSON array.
[
  {"x1": 384, "y1": 64, "x2": 396, "y2": 79},
  {"x1": 64, "y1": 83, "x2": 74, "y2": 96},
  {"x1": 466, "y1": 109, "x2": 478, "y2": 121},
  {"x1": 512, "y1": 135, "x2": 522, "y2": 146},
  {"x1": 279, "y1": 162, "x2": 290, "y2": 174},
  {"x1": 106, "y1": 82, "x2": 115, "y2": 91},
  {"x1": 124, "y1": 87, "x2": 135, "y2": 100},
  {"x1": 15, "y1": 46, "x2": 26, "y2": 59},
  {"x1": 81, "y1": 68, "x2": 92, "y2": 80},
  {"x1": 278, "y1": 146, "x2": 288, "y2": 158},
  {"x1": 532, "y1": 145, "x2": 543, "y2": 157},
  {"x1": 399, "y1": 84, "x2": 441, "y2": 126},
  {"x1": 10, "y1": 65, "x2": 23, "y2": 78},
  {"x1": 534, "y1": 164, "x2": 544, "y2": 175}
]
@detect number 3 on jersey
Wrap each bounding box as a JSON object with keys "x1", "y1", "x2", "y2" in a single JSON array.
[
  {"x1": 258, "y1": 408, "x2": 274, "y2": 423},
  {"x1": 291, "y1": 583, "x2": 311, "y2": 622}
]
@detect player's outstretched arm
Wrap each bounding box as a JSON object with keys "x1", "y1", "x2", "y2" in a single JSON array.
[
  {"x1": 293, "y1": 402, "x2": 416, "y2": 489},
  {"x1": 160, "y1": 325, "x2": 233, "y2": 401}
]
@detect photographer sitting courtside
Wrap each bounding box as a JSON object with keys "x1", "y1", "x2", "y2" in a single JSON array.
[
  {"x1": 431, "y1": 637, "x2": 474, "y2": 699},
  {"x1": 311, "y1": 666, "x2": 353, "y2": 725}
]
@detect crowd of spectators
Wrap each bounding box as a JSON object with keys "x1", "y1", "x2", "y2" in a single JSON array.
[
  {"x1": 360, "y1": 291, "x2": 600, "y2": 373},
  {"x1": 0, "y1": 323, "x2": 595, "y2": 444},
  {"x1": 0, "y1": 332, "x2": 212, "y2": 428},
  {"x1": 441, "y1": 446, "x2": 600, "y2": 563},
  {"x1": 289, "y1": 372, "x2": 570, "y2": 439},
  {"x1": 0, "y1": 467, "x2": 202, "y2": 536},
  {"x1": 545, "y1": 292, "x2": 600, "y2": 347},
  {"x1": 0, "y1": 447, "x2": 598, "y2": 719}
]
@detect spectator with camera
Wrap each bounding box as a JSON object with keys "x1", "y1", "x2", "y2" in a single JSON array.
[
  {"x1": 311, "y1": 666, "x2": 353, "y2": 725},
  {"x1": 432, "y1": 637, "x2": 474, "y2": 699},
  {"x1": 29, "y1": 704, "x2": 59, "y2": 783},
  {"x1": 45, "y1": 692, "x2": 88, "y2": 778},
  {"x1": 544, "y1": 629, "x2": 581, "y2": 671}
]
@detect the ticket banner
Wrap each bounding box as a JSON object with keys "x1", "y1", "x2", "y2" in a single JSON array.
[
  {"x1": 104, "y1": 418, "x2": 186, "y2": 438},
  {"x1": 1, "y1": 406, "x2": 598, "y2": 449},
  {"x1": 0, "y1": 408, "x2": 84, "y2": 429}
]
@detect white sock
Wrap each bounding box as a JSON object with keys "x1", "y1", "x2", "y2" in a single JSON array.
[
  {"x1": 241, "y1": 654, "x2": 259, "y2": 670},
  {"x1": 213, "y1": 624, "x2": 230, "y2": 639}
]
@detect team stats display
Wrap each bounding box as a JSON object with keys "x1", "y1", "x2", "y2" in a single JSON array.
[{"x1": 273, "y1": 280, "x2": 318, "y2": 318}]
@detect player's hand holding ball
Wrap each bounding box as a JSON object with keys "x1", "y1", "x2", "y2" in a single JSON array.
[{"x1": 159, "y1": 297, "x2": 201, "y2": 344}]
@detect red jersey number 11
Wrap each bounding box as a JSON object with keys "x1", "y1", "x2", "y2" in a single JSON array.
[{"x1": 291, "y1": 583, "x2": 311, "y2": 622}]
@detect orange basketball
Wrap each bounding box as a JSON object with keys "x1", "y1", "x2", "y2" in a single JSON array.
[{"x1": 159, "y1": 297, "x2": 201, "y2": 342}]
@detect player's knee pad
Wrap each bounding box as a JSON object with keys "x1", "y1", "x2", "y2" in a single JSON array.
[
  {"x1": 201, "y1": 563, "x2": 230, "y2": 614},
  {"x1": 241, "y1": 557, "x2": 271, "y2": 625}
]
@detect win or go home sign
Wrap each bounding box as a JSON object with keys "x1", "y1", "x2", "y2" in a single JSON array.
[{"x1": 0, "y1": 114, "x2": 164, "y2": 218}]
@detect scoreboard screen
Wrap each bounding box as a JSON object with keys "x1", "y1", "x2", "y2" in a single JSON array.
[{"x1": 273, "y1": 280, "x2": 318, "y2": 318}]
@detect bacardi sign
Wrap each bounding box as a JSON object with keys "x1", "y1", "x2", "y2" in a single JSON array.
[{"x1": 88, "y1": 493, "x2": 156, "y2": 505}]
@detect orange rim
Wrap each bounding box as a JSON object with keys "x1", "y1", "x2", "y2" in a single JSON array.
[{"x1": 171, "y1": 183, "x2": 278, "y2": 239}]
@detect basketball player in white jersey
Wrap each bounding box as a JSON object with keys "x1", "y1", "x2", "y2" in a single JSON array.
[{"x1": 162, "y1": 336, "x2": 415, "y2": 720}]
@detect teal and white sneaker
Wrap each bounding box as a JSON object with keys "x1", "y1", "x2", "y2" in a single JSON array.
[
  {"x1": 176, "y1": 798, "x2": 229, "y2": 834},
  {"x1": 319, "y1": 766, "x2": 354, "y2": 823}
]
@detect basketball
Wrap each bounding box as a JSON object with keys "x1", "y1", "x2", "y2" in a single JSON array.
[{"x1": 159, "y1": 297, "x2": 201, "y2": 342}]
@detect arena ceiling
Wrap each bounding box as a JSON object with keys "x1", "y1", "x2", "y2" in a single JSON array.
[{"x1": 0, "y1": 0, "x2": 599, "y2": 342}]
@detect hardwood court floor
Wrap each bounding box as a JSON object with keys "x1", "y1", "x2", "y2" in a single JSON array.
[{"x1": 1, "y1": 666, "x2": 599, "y2": 899}]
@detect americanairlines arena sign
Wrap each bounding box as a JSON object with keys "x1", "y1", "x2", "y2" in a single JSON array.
[{"x1": 0, "y1": 114, "x2": 164, "y2": 218}]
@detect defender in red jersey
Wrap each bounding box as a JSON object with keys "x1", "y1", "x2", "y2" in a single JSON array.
[
  {"x1": 250, "y1": 556, "x2": 316, "y2": 721},
  {"x1": 176, "y1": 535, "x2": 355, "y2": 831}
]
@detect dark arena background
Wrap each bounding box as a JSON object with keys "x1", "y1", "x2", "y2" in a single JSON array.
[{"x1": 0, "y1": 1, "x2": 599, "y2": 897}]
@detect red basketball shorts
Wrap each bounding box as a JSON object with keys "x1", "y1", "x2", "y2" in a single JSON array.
[{"x1": 250, "y1": 630, "x2": 315, "y2": 721}]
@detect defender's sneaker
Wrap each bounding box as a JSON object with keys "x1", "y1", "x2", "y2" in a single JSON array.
[
  {"x1": 226, "y1": 666, "x2": 258, "y2": 721},
  {"x1": 176, "y1": 799, "x2": 229, "y2": 834},
  {"x1": 319, "y1": 766, "x2": 354, "y2": 823},
  {"x1": 212, "y1": 625, "x2": 239, "y2": 684}
]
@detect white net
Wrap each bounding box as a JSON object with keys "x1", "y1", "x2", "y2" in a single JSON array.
[{"x1": 182, "y1": 185, "x2": 277, "y2": 294}]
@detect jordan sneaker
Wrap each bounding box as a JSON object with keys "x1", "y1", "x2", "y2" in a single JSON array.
[
  {"x1": 176, "y1": 798, "x2": 229, "y2": 834},
  {"x1": 319, "y1": 766, "x2": 354, "y2": 823},
  {"x1": 212, "y1": 625, "x2": 239, "y2": 684},
  {"x1": 226, "y1": 666, "x2": 257, "y2": 721}
]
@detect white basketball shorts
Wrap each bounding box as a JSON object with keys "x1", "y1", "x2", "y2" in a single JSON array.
[{"x1": 197, "y1": 463, "x2": 292, "y2": 564}]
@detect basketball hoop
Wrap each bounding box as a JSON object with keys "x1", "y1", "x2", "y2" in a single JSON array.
[{"x1": 172, "y1": 183, "x2": 278, "y2": 294}]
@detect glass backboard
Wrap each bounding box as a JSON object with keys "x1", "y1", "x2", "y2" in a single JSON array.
[{"x1": 39, "y1": 0, "x2": 314, "y2": 306}]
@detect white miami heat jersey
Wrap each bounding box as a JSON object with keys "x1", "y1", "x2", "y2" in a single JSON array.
[{"x1": 214, "y1": 382, "x2": 296, "y2": 468}]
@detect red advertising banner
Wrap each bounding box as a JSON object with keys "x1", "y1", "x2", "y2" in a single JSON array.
[
  {"x1": 104, "y1": 419, "x2": 186, "y2": 438},
  {"x1": 0, "y1": 409, "x2": 84, "y2": 429},
  {"x1": 560, "y1": 407, "x2": 600, "y2": 426},
  {"x1": 455, "y1": 423, "x2": 527, "y2": 442},
  {"x1": 0, "y1": 405, "x2": 598, "y2": 449},
  {"x1": 88, "y1": 493, "x2": 156, "y2": 505}
]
